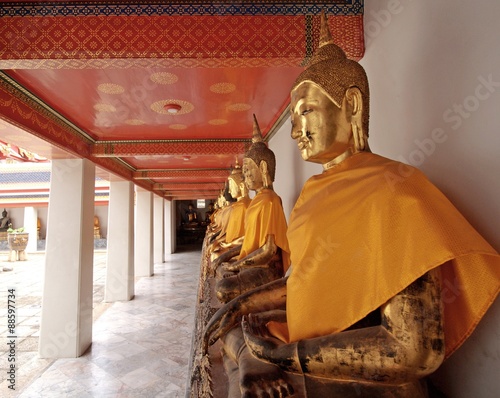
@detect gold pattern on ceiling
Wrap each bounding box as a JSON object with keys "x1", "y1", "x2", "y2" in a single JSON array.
[
  {"x1": 210, "y1": 82, "x2": 236, "y2": 94},
  {"x1": 149, "y1": 72, "x2": 179, "y2": 85},
  {"x1": 227, "y1": 103, "x2": 251, "y2": 112},
  {"x1": 94, "y1": 103, "x2": 117, "y2": 113},
  {"x1": 125, "y1": 119, "x2": 145, "y2": 125},
  {"x1": 97, "y1": 83, "x2": 125, "y2": 94},
  {"x1": 208, "y1": 119, "x2": 228, "y2": 125}
]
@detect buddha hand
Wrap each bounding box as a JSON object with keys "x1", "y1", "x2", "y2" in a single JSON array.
[{"x1": 242, "y1": 314, "x2": 301, "y2": 373}]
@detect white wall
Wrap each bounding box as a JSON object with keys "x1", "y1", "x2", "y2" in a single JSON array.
[
  {"x1": 360, "y1": 2, "x2": 500, "y2": 395},
  {"x1": 269, "y1": 1, "x2": 500, "y2": 395}
]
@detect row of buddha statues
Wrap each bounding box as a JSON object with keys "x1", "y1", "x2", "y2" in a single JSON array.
[{"x1": 193, "y1": 13, "x2": 500, "y2": 398}]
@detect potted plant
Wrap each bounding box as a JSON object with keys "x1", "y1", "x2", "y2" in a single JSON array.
[{"x1": 7, "y1": 227, "x2": 29, "y2": 253}]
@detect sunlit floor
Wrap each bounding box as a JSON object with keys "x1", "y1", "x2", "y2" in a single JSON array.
[{"x1": 0, "y1": 244, "x2": 202, "y2": 397}]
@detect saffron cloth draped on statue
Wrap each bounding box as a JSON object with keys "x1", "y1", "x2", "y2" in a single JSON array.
[
  {"x1": 225, "y1": 196, "x2": 251, "y2": 243},
  {"x1": 269, "y1": 152, "x2": 500, "y2": 358},
  {"x1": 238, "y1": 188, "x2": 290, "y2": 272}
]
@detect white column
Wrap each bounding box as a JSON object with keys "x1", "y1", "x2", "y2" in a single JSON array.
[
  {"x1": 164, "y1": 199, "x2": 174, "y2": 255},
  {"x1": 153, "y1": 196, "x2": 164, "y2": 264},
  {"x1": 105, "y1": 181, "x2": 134, "y2": 302},
  {"x1": 135, "y1": 187, "x2": 153, "y2": 276},
  {"x1": 23, "y1": 206, "x2": 37, "y2": 253},
  {"x1": 39, "y1": 159, "x2": 95, "y2": 358}
]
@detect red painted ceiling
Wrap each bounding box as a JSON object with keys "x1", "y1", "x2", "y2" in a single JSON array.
[{"x1": 0, "y1": 1, "x2": 365, "y2": 200}]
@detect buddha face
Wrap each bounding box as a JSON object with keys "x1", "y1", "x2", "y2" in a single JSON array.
[
  {"x1": 290, "y1": 82, "x2": 353, "y2": 164},
  {"x1": 242, "y1": 158, "x2": 263, "y2": 191}
]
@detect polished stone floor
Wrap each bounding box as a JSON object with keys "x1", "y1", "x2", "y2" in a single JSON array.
[{"x1": 0, "y1": 244, "x2": 202, "y2": 397}]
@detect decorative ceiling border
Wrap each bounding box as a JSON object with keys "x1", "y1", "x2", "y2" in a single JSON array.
[
  {"x1": 92, "y1": 140, "x2": 249, "y2": 157},
  {"x1": 0, "y1": 71, "x2": 95, "y2": 145},
  {"x1": 0, "y1": 13, "x2": 365, "y2": 66},
  {"x1": 0, "y1": 1, "x2": 362, "y2": 17},
  {"x1": 0, "y1": 57, "x2": 307, "y2": 70}
]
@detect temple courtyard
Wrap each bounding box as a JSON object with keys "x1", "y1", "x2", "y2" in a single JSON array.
[{"x1": 0, "y1": 244, "x2": 202, "y2": 397}]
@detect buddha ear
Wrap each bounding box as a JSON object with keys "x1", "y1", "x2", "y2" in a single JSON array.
[
  {"x1": 259, "y1": 160, "x2": 268, "y2": 175},
  {"x1": 345, "y1": 86, "x2": 362, "y2": 119},
  {"x1": 239, "y1": 181, "x2": 247, "y2": 194},
  {"x1": 345, "y1": 87, "x2": 367, "y2": 151},
  {"x1": 259, "y1": 161, "x2": 271, "y2": 188}
]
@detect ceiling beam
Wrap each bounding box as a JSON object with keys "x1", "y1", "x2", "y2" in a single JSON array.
[
  {"x1": 92, "y1": 140, "x2": 249, "y2": 157},
  {"x1": 153, "y1": 183, "x2": 223, "y2": 191},
  {"x1": 133, "y1": 169, "x2": 230, "y2": 180}
]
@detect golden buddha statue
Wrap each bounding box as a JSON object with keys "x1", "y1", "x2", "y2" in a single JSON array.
[
  {"x1": 204, "y1": 202, "x2": 215, "y2": 223},
  {"x1": 206, "y1": 190, "x2": 231, "y2": 240},
  {"x1": 208, "y1": 158, "x2": 251, "y2": 261},
  {"x1": 93, "y1": 215, "x2": 101, "y2": 239},
  {"x1": 185, "y1": 203, "x2": 198, "y2": 224},
  {"x1": 212, "y1": 115, "x2": 290, "y2": 304},
  {"x1": 205, "y1": 12, "x2": 500, "y2": 397}
]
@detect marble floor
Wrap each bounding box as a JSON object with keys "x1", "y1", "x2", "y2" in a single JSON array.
[{"x1": 0, "y1": 243, "x2": 202, "y2": 397}]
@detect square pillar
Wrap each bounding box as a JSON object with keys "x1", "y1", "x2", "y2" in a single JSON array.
[
  {"x1": 105, "y1": 181, "x2": 134, "y2": 302},
  {"x1": 39, "y1": 159, "x2": 95, "y2": 358},
  {"x1": 23, "y1": 206, "x2": 38, "y2": 253},
  {"x1": 135, "y1": 187, "x2": 153, "y2": 276},
  {"x1": 153, "y1": 195, "x2": 165, "y2": 264},
  {"x1": 164, "y1": 199, "x2": 174, "y2": 255}
]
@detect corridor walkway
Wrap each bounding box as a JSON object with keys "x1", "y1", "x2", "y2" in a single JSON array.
[{"x1": 0, "y1": 245, "x2": 201, "y2": 397}]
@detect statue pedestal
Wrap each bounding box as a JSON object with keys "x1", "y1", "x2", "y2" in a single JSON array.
[
  {"x1": 187, "y1": 236, "x2": 307, "y2": 397},
  {"x1": 188, "y1": 236, "x2": 228, "y2": 397}
]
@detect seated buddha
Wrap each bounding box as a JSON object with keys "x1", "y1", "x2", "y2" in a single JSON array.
[
  {"x1": 204, "y1": 13, "x2": 500, "y2": 398},
  {"x1": 212, "y1": 115, "x2": 290, "y2": 304},
  {"x1": 184, "y1": 203, "x2": 198, "y2": 225},
  {"x1": 0, "y1": 208, "x2": 12, "y2": 231},
  {"x1": 93, "y1": 215, "x2": 101, "y2": 239},
  {"x1": 208, "y1": 158, "x2": 251, "y2": 262},
  {"x1": 204, "y1": 202, "x2": 215, "y2": 223},
  {"x1": 205, "y1": 190, "x2": 232, "y2": 242}
]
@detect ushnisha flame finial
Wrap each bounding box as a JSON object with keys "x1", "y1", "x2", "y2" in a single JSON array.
[
  {"x1": 252, "y1": 114, "x2": 264, "y2": 144},
  {"x1": 244, "y1": 114, "x2": 276, "y2": 183},
  {"x1": 319, "y1": 10, "x2": 334, "y2": 48}
]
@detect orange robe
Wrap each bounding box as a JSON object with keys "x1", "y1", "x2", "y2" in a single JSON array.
[
  {"x1": 238, "y1": 188, "x2": 290, "y2": 273},
  {"x1": 269, "y1": 152, "x2": 499, "y2": 358},
  {"x1": 218, "y1": 205, "x2": 232, "y2": 237},
  {"x1": 225, "y1": 196, "x2": 251, "y2": 243}
]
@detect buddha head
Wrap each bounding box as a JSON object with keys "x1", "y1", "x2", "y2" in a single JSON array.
[
  {"x1": 227, "y1": 157, "x2": 247, "y2": 199},
  {"x1": 217, "y1": 190, "x2": 227, "y2": 208},
  {"x1": 243, "y1": 115, "x2": 276, "y2": 191},
  {"x1": 290, "y1": 12, "x2": 370, "y2": 166}
]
